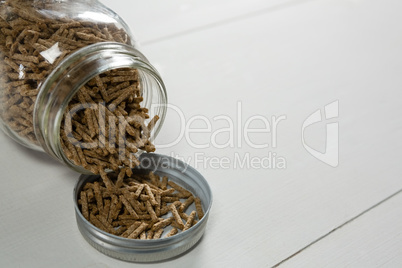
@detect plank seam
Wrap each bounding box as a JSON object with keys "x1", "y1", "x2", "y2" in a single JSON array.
[
  {"x1": 142, "y1": 0, "x2": 319, "y2": 46},
  {"x1": 272, "y1": 188, "x2": 402, "y2": 267}
]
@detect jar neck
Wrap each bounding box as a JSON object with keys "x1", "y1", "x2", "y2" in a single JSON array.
[{"x1": 34, "y1": 42, "x2": 167, "y2": 173}]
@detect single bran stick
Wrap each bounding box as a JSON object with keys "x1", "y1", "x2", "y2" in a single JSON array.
[
  {"x1": 133, "y1": 184, "x2": 144, "y2": 199},
  {"x1": 119, "y1": 195, "x2": 139, "y2": 220},
  {"x1": 127, "y1": 222, "x2": 148, "y2": 239},
  {"x1": 153, "y1": 228, "x2": 164, "y2": 239},
  {"x1": 107, "y1": 194, "x2": 119, "y2": 223},
  {"x1": 166, "y1": 228, "x2": 178, "y2": 238},
  {"x1": 90, "y1": 214, "x2": 107, "y2": 232},
  {"x1": 180, "y1": 212, "x2": 189, "y2": 222},
  {"x1": 145, "y1": 200, "x2": 158, "y2": 222},
  {"x1": 167, "y1": 181, "x2": 193, "y2": 198},
  {"x1": 169, "y1": 203, "x2": 184, "y2": 229},
  {"x1": 80, "y1": 191, "x2": 89, "y2": 221},
  {"x1": 161, "y1": 176, "x2": 168, "y2": 190},
  {"x1": 160, "y1": 188, "x2": 175, "y2": 197},
  {"x1": 194, "y1": 197, "x2": 204, "y2": 219},
  {"x1": 99, "y1": 169, "x2": 115, "y2": 192},
  {"x1": 86, "y1": 188, "x2": 94, "y2": 202},
  {"x1": 100, "y1": 199, "x2": 111, "y2": 222},
  {"x1": 147, "y1": 230, "x2": 154, "y2": 240},
  {"x1": 155, "y1": 193, "x2": 161, "y2": 217},
  {"x1": 121, "y1": 222, "x2": 141, "y2": 238},
  {"x1": 139, "y1": 194, "x2": 150, "y2": 201},
  {"x1": 114, "y1": 167, "x2": 127, "y2": 189},
  {"x1": 171, "y1": 221, "x2": 184, "y2": 230},
  {"x1": 179, "y1": 195, "x2": 194, "y2": 213},
  {"x1": 151, "y1": 217, "x2": 173, "y2": 231},
  {"x1": 162, "y1": 196, "x2": 180, "y2": 203},
  {"x1": 144, "y1": 184, "x2": 158, "y2": 206},
  {"x1": 183, "y1": 211, "x2": 197, "y2": 231},
  {"x1": 119, "y1": 215, "x2": 150, "y2": 220},
  {"x1": 93, "y1": 181, "x2": 103, "y2": 214}
]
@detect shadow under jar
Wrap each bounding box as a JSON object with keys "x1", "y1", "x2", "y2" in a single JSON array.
[{"x1": 0, "y1": 0, "x2": 167, "y2": 174}]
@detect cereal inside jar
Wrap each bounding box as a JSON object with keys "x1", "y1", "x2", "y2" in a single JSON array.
[{"x1": 0, "y1": 0, "x2": 167, "y2": 174}]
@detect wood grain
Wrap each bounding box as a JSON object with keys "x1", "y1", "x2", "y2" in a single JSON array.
[{"x1": 1, "y1": 0, "x2": 402, "y2": 267}]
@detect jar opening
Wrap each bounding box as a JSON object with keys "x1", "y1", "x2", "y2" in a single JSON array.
[{"x1": 34, "y1": 42, "x2": 167, "y2": 174}]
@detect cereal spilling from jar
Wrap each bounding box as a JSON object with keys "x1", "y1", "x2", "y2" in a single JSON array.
[
  {"x1": 0, "y1": 1, "x2": 158, "y2": 173},
  {"x1": 60, "y1": 68, "x2": 159, "y2": 174},
  {"x1": 78, "y1": 169, "x2": 204, "y2": 239}
]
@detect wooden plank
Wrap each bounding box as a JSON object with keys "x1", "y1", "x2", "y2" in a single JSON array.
[
  {"x1": 0, "y1": 0, "x2": 402, "y2": 267},
  {"x1": 280, "y1": 192, "x2": 402, "y2": 267},
  {"x1": 100, "y1": 0, "x2": 299, "y2": 43},
  {"x1": 140, "y1": 0, "x2": 402, "y2": 266}
]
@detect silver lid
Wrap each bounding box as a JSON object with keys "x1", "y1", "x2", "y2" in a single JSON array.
[{"x1": 73, "y1": 153, "x2": 213, "y2": 262}]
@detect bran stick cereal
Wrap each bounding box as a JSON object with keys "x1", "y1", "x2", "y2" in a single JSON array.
[
  {"x1": 169, "y1": 203, "x2": 184, "y2": 230},
  {"x1": 179, "y1": 195, "x2": 194, "y2": 213},
  {"x1": 152, "y1": 228, "x2": 164, "y2": 239},
  {"x1": 121, "y1": 222, "x2": 142, "y2": 238},
  {"x1": 167, "y1": 181, "x2": 193, "y2": 198},
  {"x1": 119, "y1": 195, "x2": 139, "y2": 220},
  {"x1": 78, "y1": 170, "x2": 204, "y2": 239},
  {"x1": 80, "y1": 191, "x2": 89, "y2": 221},
  {"x1": 166, "y1": 228, "x2": 178, "y2": 238},
  {"x1": 183, "y1": 211, "x2": 197, "y2": 231},
  {"x1": 194, "y1": 197, "x2": 204, "y2": 219},
  {"x1": 144, "y1": 184, "x2": 158, "y2": 206},
  {"x1": 127, "y1": 222, "x2": 148, "y2": 239}
]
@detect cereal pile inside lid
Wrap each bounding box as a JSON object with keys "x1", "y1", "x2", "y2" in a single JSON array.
[
  {"x1": 0, "y1": 0, "x2": 158, "y2": 172},
  {"x1": 78, "y1": 168, "x2": 204, "y2": 239}
]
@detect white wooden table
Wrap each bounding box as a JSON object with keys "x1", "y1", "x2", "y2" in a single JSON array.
[{"x1": 1, "y1": 0, "x2": 402, "y2": 267}]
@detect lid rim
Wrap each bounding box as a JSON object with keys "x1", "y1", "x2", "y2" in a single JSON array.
[{"x1": 73, "y1": 153, "x2": 212, "y2": 262}]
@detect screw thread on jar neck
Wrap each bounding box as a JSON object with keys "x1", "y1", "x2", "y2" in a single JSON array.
[{"x1": 34, "y1": 42, "x2": 167, "y2": 173}]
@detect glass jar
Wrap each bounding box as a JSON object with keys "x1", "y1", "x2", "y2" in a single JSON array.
[{"x1": 0, "y1": 0, "x2": 167, "y2": 174}]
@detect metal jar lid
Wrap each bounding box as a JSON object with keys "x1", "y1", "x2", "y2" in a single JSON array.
[{"x1": 73, "y1": 153, "x2": 213, "y2": 263}]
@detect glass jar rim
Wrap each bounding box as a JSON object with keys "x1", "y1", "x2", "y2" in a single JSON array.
[{"x1": 34, "y1": 42, "x2": 167, "y2": 174}]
